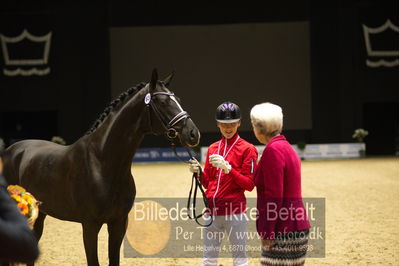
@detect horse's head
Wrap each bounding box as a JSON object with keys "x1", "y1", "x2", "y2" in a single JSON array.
[{"x1": 145, "y1": 69, "x2": 200, "y2": 147}]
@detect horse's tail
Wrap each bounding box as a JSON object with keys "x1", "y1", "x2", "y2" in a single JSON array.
[{"x1": 2, "y1": 144, "x2": 23, "y2": 185}]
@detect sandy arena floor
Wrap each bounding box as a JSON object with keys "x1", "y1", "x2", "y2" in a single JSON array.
[{"x1": 34, "y1": 157, "x2": 399, "y2": 265}]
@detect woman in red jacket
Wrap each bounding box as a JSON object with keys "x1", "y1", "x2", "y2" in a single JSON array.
[
  {"x1": 250, "y1": 102, "x2": 310, "y2": 266},
  {"x1": 189, "y1": 101, "x2": 258, "y2": 266}
]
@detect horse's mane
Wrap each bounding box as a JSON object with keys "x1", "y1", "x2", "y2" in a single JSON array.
[{"x1": 86, "y1": 82, "x2": 147, "y2": 135}]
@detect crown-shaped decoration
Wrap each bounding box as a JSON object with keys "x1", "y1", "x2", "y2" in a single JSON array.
[
  {"x1": 362, "y1": 19, "x2": 399, "y2": 68},
  {"x1": 0, "y1": 29, "x2": 52, "y2": 76}
]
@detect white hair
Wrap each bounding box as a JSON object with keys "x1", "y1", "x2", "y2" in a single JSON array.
[{"x1": 250, "y1": 102, "x2": 283, "y2": 137}]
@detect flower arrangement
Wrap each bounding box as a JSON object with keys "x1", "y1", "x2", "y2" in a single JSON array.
[
  {"x1": 352, "y1": 128, "x2": 369, "y2": 143},
  {"x1": 7, "y1": 185, "x2": 40, "y2": 229}
]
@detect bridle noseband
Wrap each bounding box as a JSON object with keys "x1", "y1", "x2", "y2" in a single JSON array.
[{"x1": 145, "y1": 87, "x2": 189, "y2": 139}]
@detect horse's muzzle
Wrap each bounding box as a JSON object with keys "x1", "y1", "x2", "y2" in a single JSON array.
[{"x1": 180, "y1": 119, "x2": 200, "y2": 147}]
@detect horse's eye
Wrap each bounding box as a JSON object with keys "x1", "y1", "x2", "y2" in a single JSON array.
[{"x1": 160, "y1": 97, "x2": 169, "y2": 105}]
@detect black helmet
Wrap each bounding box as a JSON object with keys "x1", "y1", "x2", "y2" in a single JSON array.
[{"x1": 215, "y1": 101, "x2": 241, "y2": 123}]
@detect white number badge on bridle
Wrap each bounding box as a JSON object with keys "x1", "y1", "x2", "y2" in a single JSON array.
[{"x1": 144, "y1": 93, "x2": 151, "y2": 104}]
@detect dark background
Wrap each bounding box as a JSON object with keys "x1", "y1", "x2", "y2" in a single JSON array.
[
  {"x1": 109, "y1": 22, "x2": 312, "y2": 132},
  {"x1": 0, "y1": 1, "x2": 398, "y2": 155}
]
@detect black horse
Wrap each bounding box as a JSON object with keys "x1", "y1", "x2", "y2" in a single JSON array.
[{"x1": 2, "y1": 69, "x2": 200, "y2": 266}]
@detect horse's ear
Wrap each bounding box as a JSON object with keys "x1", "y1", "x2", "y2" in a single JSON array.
[
  {"x1": 149, "y1": 68, "x2": 158, "y2": 91},
  {"x1": 162, "y1": 70, "x2": 175, "y2": 87}
]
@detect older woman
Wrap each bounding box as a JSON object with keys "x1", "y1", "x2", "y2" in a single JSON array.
[{"x1": 250, "y1": 102, "x2": 310, "y2": 266}]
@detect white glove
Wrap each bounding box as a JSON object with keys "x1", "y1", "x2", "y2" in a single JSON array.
[
  {"x1": 209, "y1": 154, "x2": 232, "y2": 174},
  {"x1": 188, "y1": 159, "x2": 201, "y2": 174}
]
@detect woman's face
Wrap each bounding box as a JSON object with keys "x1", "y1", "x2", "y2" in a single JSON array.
[
  {"x1": 253, "y1": 126, "x2": 268, "y2": 145},
  {"x1": 217, "y1": 121, "x2": 241, "y2": 139}
]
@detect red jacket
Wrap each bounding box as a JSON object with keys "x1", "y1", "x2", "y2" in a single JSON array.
[
  {"x1": 202, "y1": 134, "x2": 258, "y2": 216},
  {"x1": 254, "y1": 135, "x2": 311, "y2": 239}
]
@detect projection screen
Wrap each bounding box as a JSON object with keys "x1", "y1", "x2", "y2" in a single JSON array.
[{"x1": 110, "y1": 22, "x2": 311, "y2": 132}]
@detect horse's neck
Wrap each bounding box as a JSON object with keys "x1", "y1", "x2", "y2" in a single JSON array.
[{"x1": 87, "y1": 92, "x2": 148, "y2": 171}]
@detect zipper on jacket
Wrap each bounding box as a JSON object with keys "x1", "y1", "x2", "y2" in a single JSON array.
[{"x1": 212, "y1": 135, "x2": 240, "y2": 216}]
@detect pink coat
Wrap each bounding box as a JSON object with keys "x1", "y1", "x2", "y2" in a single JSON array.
[{"x1": 254, "y1": 135, "x2": 311, "y2": 239}]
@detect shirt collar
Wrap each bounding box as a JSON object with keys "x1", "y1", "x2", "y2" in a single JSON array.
[
  {"x1": 222, "y1": 133, "x2": 240, "y2": 145},
  {"x1": 268, "y1": 134, "x2": 286, "y2": 145}
]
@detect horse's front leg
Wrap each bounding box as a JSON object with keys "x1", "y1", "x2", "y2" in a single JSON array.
[
  {"x1": 107, "y1": 216, "x2": 128, "y2": 266},
  {"x1": 82, "y1": 222, "x2": 102, "y2": 266}
]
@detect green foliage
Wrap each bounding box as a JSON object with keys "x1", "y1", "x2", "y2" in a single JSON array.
[
  {"x1": 297, "y1": 141, "x2": 306, "y2": 151},
  {"x1": 352, "y1": 128, "x2": 369, "y2": 143},
  {"x1": 51, "y1": 136, "x2": 66, "y2": 145},
  {"x1": 0, "y1": 137, "x2": 4, "y2": 153}
]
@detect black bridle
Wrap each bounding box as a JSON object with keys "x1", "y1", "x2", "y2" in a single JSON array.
[
  {"x1": 144, "y1": 86, "x2": 212, "y2": 227},
  {"x1": 185, "y1": 163, "x2": 212, "y2": 227},
  {"x1": 145, "y1": 89, "x2": 189, "y2": 139}
]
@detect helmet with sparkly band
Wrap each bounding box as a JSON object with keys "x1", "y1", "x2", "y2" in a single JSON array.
[{"x1": 215, "y1": 101, "x2": 241, "y2": 123}]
